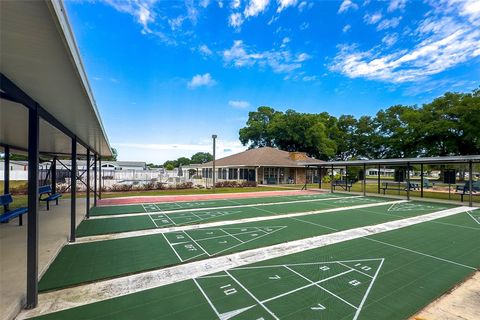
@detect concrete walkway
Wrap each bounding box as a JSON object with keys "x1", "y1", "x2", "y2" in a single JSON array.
[{"x1": 0, "y1": 199, "x2": 87, "y2": 320}]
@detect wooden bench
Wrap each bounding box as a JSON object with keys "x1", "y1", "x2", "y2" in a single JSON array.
[
  {"x1": 455, "y1": 182, "x2": 480, "y2": 202},
  {"x1": 39, "y1": 185, "x2": 62, "y2": 210},
  {"x1": 382, "y1": 182, "x2": 420, "y2": 194},
  {"x1": 332, "y1": 180, "x2": 353, "y2": 191},
  {"x1": 0, "y1": 194, "x2": 28, "y2": 226}
]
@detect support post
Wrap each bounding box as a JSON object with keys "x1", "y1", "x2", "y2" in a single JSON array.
[
  {"x1": 377, "y1": 165, "x2": 381, "y2": 194},
  {"x1": 51, "y1": 157, "x2": 57, "y2": 194},
  {"x1": 420, "y1": 163, "x2": 424, "y2": 198},
  {"x1": 98, "y1": 157, "x2": 102, "y2": 200},
  {"x1": 345, "y1": 166, "x2": 348, "y2": 191},
  {"x1": 363, "y1": 163, "x2": 366, "y2": 196},
  {"x1": 94, "y1": 154, "x2": 97, "y2": 206},
  {"x1": 3, "y1": 146, "x2": 9, "y2": 211},
  {"x1": 70, "y1": 137, "x2": 77, "y2": 242},
  {"x1": 86, "y1": 149, "x2": 90, "y2": 218},
  {"x1": 406, "y1": 163, "x2": 410, "y2": 201},
  {"x1": 319, "y1": 166, "x2": 322, "y2": 189},
  {"x1": 212, "y1": 135, "x2": 217, "y2": 192},
  {"x1": 469, "y1": 161, "x2": 473, "y2": 207},
  {"x1": 26, "y1": 107, "x2": 39, "y2": 309},
  {"x1": 330, "y1": 164, "x2": 334, "y2": 193}
]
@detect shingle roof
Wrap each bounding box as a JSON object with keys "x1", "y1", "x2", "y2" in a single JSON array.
[{"x1": 202, "y1": 147, "x2": 324, "y2": 167}]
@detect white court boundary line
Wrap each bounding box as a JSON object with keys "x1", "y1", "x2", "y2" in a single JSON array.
[
  {"x1": 18, "y1": 205, "x2": 477, "y2": 319},
  {"x1": 89, "y1": 195, "x2": 361, "y2": 220},
  {"x1": 74, "y1": 200, "x2": 405, "y2": 244},
  {"x1": 467, "y1": 211, "x2": 480, "y2": 225}
]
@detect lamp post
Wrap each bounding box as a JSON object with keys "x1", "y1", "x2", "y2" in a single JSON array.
[{"x1": 212, "y1": 134, "x2": 217, "y2": 192}]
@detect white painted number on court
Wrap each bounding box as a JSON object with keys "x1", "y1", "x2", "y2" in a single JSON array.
[
  {"x1": 311, "y1": 303, "x2": 326, "y2": 311},
  {"x1": 349, "y1": 279, "x2": 361, "y2": 286},
  {"x1": 184, "y1": 244, "x2": 197, "y2": 251},
  {"x1": 269, "y1": 275, "x2": 281, "y2": 280},
  {"x1": 220, "y1": 284, "x2": 237, "y2": 296},
  {"x1": 319, "y1": 266, "x2": 330, "y2": 271}
]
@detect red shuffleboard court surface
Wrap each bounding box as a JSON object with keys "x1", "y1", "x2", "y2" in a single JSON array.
[{"x1": 98, "y1": 190, "x2": 323, "y2": 206}]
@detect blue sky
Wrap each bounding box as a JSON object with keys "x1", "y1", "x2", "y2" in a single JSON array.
[{"x1": 65, "y1": 0, "x2": 480, "y2": 163}]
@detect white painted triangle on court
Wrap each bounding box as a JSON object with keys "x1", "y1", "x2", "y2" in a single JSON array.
[
  {"x1": 467, "y1": 211, "x2": 480, "y2": 225},
  {"x1": 218, "y1": 305, "x2": 255, "y2": 320}
]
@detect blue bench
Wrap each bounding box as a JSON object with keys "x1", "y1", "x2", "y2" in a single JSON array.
[
  {"x1": 455, "y1": 181, "x2": 480, "y2": 202},
  {"x1": 39, "y1": 185, "x2": 62, "y2": 210},
  {"x1": 0, "y1": 194, "x2": 28, "y2": 226}
]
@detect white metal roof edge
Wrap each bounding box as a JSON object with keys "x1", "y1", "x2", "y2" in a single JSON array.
[
  {"x1": 305, "y1": 155, "x2": 480, "y2": 166},
  {"x1": 47, "y1": 0, "x2": 112, "y2": 156}
]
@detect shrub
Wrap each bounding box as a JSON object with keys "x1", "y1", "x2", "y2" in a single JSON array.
[
  {"x1": 110, "y1": 184, "x2": 133, "y2": 192},
  {"x1": 175, "y1": 182, "x2": 194, "y2": 189}
]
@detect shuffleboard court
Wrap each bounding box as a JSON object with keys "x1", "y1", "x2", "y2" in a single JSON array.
[
  {"x1": 39, "y1": 201, "x2": 453, "y2": 292},
  {"x1": 76, "y1": 196, "x2": 393, "y2": 237},
  {"x1": 30, "y1": 211, "x2": 480, "y2": 320},
  {"x1": 90, "y1": 192, "x2": 351, "y2": 216}
]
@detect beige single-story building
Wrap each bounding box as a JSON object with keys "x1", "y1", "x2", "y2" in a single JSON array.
[{"x1": 196, "y1": 147, "x2": 324, "y2": 185}]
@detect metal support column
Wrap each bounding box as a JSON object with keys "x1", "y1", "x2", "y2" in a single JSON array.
[
  {"x1": 3, "y1": 146, "x2": 9, "y2": 211},
  {"x1": 98, "y1": 157, "x2": 102, "y2": 200},
  {"x1": 212, "y1": 135, "x2": 217, "y2": 191},
  {"x1": 420, "y1": 163, "x2": 424, "y2": 198},
  {"x1": 330, "y1": 164, "x2": 334, "y2": 193},
  {"x1": 86, "y1": 149, "x2": 90, "y2": 218},
  {"x1": 319, "y1": 166, "x2": 322, "y2": 189},
  {"x1": 26, "y1": 107, "x2": 39, "y2": 309},
  {"x1": 70, "y1": 137, "x2": 77, "y2": 242},
  {"x1": 345, "y1": 166, "x2": 348, "y2": 191},
  {"x1": 377, "y1": 165, "x2": 381, "y2": 194},
  {"x1": 51, "y1": 157, "x2": 57, "y2": 194},
  {"x1": 469, "y1": 161, "x2": 473, "y2": 207},
  {"x1": 406, "y1": 163, "x2": 410, "y2": 201},
  {"x1": 363, "y1": 163, "x2": 366, "y2": 196},
  {"x1": 94, "y1": 154, "x2": 97, "y2": 206}
]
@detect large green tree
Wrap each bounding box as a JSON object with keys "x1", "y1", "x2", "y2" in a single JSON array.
[
  {"x1": 239, "y1": 106, "x2": 280, "y2": 148},
  {"x1": 190, "y1": 152, "x2": 213, "y2": 164}
]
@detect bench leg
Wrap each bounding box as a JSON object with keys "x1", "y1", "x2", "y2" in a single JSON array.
[
  {"x1": 19, "y1": 215, "x2": 23, "y2": 226},
  {"x1": 56, "y1": 198, "x2": 59, "y2": 205},
  {"x1": 47, "y1": 201, "x2": 50, "y2": 211},
  {"x1": 460, "y1": 194, "x2": 464, "y2": 202}
]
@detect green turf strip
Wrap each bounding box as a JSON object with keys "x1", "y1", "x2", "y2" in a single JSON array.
[
  {"x1": 39, "y1": 201, "x2": 453, "y2": 292},
  {"x1": 33, "y1": 211, "x2": 479, "y2": 320},
  {"x1": 76, "y1": 196, "x2": 394, "y2": 237},
  {"x1": 90, "y1": 193, "x2": 351, "y2": 216}
]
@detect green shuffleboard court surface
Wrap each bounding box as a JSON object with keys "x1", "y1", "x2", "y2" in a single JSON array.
[
  {"x1": 90, "y1": 193, "x2": 352, "y2": 216},
  {"x1": 77, "y1": 196, "x2": 395, "y2": 237},
  {"x1": 32, "y1": 211, "x2": 480, "y2": 320},
  {"x1": 39, "y1": 201, "x2": 454, "y2": 292}
]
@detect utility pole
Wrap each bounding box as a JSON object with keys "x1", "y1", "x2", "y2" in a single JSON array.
[{"x1": 212, "y1": 134, "x2": 217, "y2": 192}]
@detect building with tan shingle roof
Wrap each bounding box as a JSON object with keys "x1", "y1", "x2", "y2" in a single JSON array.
[{"x1": 195, "y1": 147, "x2": 324, "y2": 184}]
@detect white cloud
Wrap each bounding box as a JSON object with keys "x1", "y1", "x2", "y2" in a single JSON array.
[
  {"x1": 281, "y1": 37, "x2": 290, "y2": 47},
  {"x1": 222, "y1": 40, "x2": 311, "y2": 75},
  {"x1": 105, "y1": 0, "x2": 157, "y2": 34},
  {"x1": 200, "y1": 0, "x2": 211, "y2": 8},
  {"x1": 231, "y1": 0, "x2": 241, "y2": 9},
  {"x1": 377, "y1": 17, "x2": 402, "y2": 30},
  {"x1": 299, "y1": 22, "x2": 309, "y2": 30},
  {"x1": 199, "y1": 44, "x2": 213, "y2": 56},
  {"x1": 330, "y1": 0, "x2": 480, "y2": 83},
  {"x1": 277, "y1": 0, "x2": 297, "y2": 13},
  {"x1": 298, "y1": 1, "x2": 307, "y2": 11},
  {"x1": 382, "y1": 33, "x2": 398, "y2": 46},
  {"x1": 388, "y1": 0, "x2": 407, "y2": 12},
  {"x1": 342, "y1": 24, "x2": 351, "y2": 33},
  {"x1": 228, "y1": 100, "x2": 251, "y2": 108},
  {"x1": 244, "y1": 0, "x2": 270, "y2": 17},
  {"x1": 229, "y1": 12, "x2": 244, "y2": 27},
  {"x1": 187, "y1": 73, "x2": 217, "y2": 88},
  {"x1": 338, "y1": 0, "x2": 359, "y2": 14},
  {"x1": 364, "y1": 12, "x2": 382, "y2": 24},
  {"x1": 302, "y1": 75, "x2": 317, "y2": 81}
]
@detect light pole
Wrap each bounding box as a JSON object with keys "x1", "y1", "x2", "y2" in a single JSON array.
[{"x1": 212, "y1": 134, "x2": 217, "y2": 192}]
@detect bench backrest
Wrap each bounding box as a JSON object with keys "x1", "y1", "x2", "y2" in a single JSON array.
[
  {"x1": 0, "y1": 194, "x2": 13, "y2": 206},
  {"x1": 39, "y1": 185, "x2": 52, "y2": 194}
]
